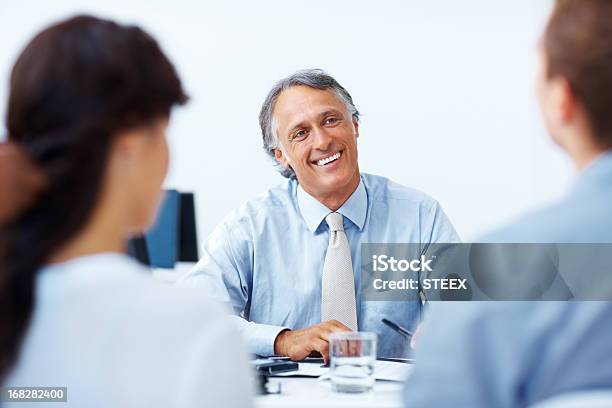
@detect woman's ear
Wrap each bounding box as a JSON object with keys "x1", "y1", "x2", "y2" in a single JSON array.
[{"x1": 114, "y1": 130, "x2": 140, "y2": 160}]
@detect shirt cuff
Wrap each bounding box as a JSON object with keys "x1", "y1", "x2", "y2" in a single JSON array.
[{"x1": 230, "y1": 316, "x2": 289, "y2": 356}]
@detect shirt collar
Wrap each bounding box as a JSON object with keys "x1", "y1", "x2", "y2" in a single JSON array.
[{"x1": 297, "y1": 177, "x2": 367, "y2": 233}]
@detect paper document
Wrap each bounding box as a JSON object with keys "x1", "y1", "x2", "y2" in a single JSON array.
[
  {"x1": 374, "y1": 360, "x2": 413, "y2": 382},
  {"x1": 272, "y1": 360, "x2": 413, "y2": 382}
]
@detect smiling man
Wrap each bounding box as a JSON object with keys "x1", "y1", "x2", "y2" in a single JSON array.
[{"x1": 182, "y1": 69, "x2": 459, "y2": 359}]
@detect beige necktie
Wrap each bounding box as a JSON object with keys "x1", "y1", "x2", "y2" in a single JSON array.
[{"x1": 321, "y1": 212, "x2": 358, "y2": 331}]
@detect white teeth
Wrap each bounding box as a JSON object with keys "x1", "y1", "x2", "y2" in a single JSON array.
[{"x1": 316, "y1": 152, "x2": 341, "y2": 166}]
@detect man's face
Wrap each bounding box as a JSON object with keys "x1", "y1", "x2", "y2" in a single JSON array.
[{"x1": 273, "y1": 86, "x2": 360, "y2": 197}]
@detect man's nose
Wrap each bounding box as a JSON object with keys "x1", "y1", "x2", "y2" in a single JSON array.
[{"x1": 311, "y1": 127, "x2": 333, "y2": 150}]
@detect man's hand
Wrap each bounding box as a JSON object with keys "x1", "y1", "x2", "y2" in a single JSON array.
[
  {"x1": 0, "y1": 142, "x2": 46, "y2": 225},
  {"x1": 274, "y1": 320, "x2": 352, "y2": 363}
]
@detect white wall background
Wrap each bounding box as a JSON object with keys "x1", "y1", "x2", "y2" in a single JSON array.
[{"x1": 0, "y1": 0, "x2": 572, "y2": 245}]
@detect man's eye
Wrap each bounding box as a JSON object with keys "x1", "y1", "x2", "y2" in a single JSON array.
[
  {"x1": 293, "y1": 130, "x2": 308, "y2": 140},
  {"x1": 324, "y1": 117, "x2": 339, "y2": 125}
]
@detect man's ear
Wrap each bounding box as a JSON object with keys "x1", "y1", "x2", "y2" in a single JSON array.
[
  {"x1": 353, "y1": 117, "x2": 360, "y2": 138},
  {"x1": 274, "y1": 148, "x2": 290, "y2": 169},
  {"x1": 551, "y1": 77, "x2": 576, "y2": 124}
]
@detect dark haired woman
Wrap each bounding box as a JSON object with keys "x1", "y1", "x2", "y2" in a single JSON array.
[{"x1": 0, "y1": 15, "x2": 252, "y2": 407}]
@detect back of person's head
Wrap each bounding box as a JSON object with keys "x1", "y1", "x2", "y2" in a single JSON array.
[
  {"x1": 0, "y1": 15, "x2": 187, "y2": 381},
  {"x1": 542, "y1": 0, "x2": 612, "y2": 148}
]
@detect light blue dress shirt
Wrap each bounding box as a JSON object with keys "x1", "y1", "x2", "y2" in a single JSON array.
[
  {"x1": 404, "y1": 152, "x2": 612, "y2": 407},
  {"x1": 182, "y1": 173, "x2": 459, "y2": 357}
]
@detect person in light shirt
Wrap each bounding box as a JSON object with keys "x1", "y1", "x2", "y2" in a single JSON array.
[
  {"x1": 404, "y1": 0, "x2": 612, "y2": 406},
  {"x1": 182, "y1": 69, "x2": 459, "y2": 360},
  {"x1": 0, "y1": 15, "x2": 252, "y2": 407}
]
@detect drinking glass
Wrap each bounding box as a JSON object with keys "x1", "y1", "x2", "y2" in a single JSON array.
[{"x1": 329, "y1": 332, "x2": 377, "y2": 393}]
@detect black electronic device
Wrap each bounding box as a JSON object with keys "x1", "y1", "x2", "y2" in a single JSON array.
[
  {"x1": 127, "y1": 190, "x2": 199, "y2": 268},
  {"x1": 251, "y1": 359, "x2": 299, "y2": 375}
]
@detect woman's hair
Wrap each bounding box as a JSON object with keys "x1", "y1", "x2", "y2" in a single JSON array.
[
  {"x1": 0, "y1": 15, "x2": 187, "y2": 380},
  {"x1": 544, "y1": 0, "x2": 612, "y2": 146}
]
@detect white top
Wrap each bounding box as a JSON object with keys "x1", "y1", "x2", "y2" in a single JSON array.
[{"x1": 4, "y1": 253, "x2": 253, "y2": 407}]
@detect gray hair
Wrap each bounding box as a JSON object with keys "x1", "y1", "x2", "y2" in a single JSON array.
[{"x1": 259, "y1": 69, "x2": 360, "y2": 179}]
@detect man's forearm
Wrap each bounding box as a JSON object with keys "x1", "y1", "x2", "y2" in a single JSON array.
[{"x1": 230, "y1": 316, "x2": 288, "y2": 356}]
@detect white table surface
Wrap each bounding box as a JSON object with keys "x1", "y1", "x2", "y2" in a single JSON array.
[{"x1": 255, "y1": 377, "x2": 403, "y2": 408}]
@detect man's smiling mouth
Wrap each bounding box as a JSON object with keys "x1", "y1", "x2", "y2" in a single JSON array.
[{"x1": 313, "y1": 151, "x2": 342, "y2": 167}]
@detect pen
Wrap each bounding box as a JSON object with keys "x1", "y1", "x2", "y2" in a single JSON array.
[
  {"x1": 378, "y1": 357, "x2": 415, "y2": 364},
  {"x1": 382, "y1": 318, "x2": 413, "y2": 338}
]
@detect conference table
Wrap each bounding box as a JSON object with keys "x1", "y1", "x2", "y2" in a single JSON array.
[
  {"x1": 255, "y1": 360, "x2": 411, "y2": 408},
  {"x1": 255, "y1": 377, "x2": 404, "y2": 408}
]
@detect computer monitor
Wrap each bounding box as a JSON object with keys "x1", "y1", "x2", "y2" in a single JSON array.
[{"x1": 127, "y1": 190, "x2": 198, "y2": 268}]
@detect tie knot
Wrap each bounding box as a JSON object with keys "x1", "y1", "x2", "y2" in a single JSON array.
[{"x1": 325, "y1": 212, "x2": 344, "y2": 232}]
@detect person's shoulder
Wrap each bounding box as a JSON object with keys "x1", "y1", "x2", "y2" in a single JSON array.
[
  {"x1": 139, "y1": 279, "x2": 229, "y2": 327},
  {"x1": 43, "y1": 254, "x2": 232, "y2": 340},
  {"x1": 221, "y1": 178, "x2": 298, "y2": 226},
  {"x1": 362, "y1": 173, "x2": 440, "y2": 208},
  {"x1": 480, "y1": 195, "x2": 612, "y2": 243},
  {"x1": 106, "y1": 255, "x2": 231, "y2": 330},
  {"x1": 252, "y1": 177, "x2": 297, "y2": 209}
]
